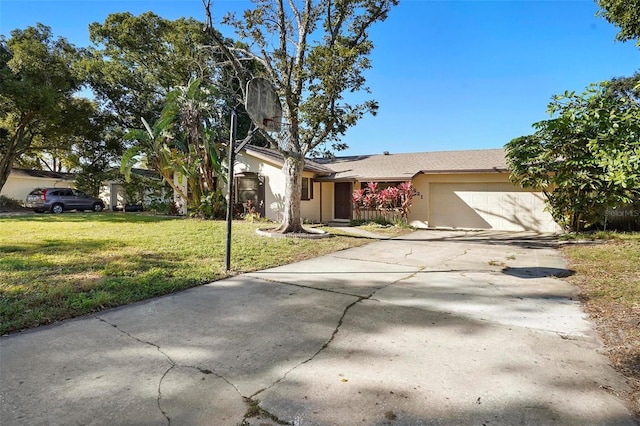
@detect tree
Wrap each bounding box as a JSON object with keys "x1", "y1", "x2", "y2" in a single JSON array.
[
  {"x1": 203, "y1": 0, "x2": 398, "y2": 233},
  {"x1": 122, "y1": 78, "x2": 226, "y2": 214},
  {"x1": 505, "y1": 75, "x2": 640, "y2": 232},
  {"x1": 85, "y1": 11, "x2": 262, "y2": 198},
  {"x1": 596, "y1": 0, "x2": 640, "y2": 45},
  {"x1": 84, "y1": 12, "x2": 221, "y2": 130},
  {"x1": 0, "y1": 24, "x2": 85, "y2": 192},
  {"x1": 164, "y1": 78, "x2": 227, "y2": 213},
  {"x1": 14, "y1": 98, "x2": 118, "y2": 177}
]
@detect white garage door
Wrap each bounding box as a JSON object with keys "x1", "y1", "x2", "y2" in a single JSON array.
[{"x1": 429, "y1": 183, "x2": 559, "y2": 232}]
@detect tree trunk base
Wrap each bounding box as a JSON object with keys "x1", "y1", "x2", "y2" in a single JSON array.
[
  {"x1": 256, "y1": 226, "x2": 331, "y2": 239},
  {"x1": 274, "y1": 223, "x2": 308, "y2": 234}
]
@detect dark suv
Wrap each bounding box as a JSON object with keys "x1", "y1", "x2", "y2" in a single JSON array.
[{"x1": 26, "y1": 188, "x2": 105, "y2": 213}]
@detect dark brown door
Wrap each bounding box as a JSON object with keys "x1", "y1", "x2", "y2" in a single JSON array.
[{"x1": 334, "y1": 182, "x2": 352, "y2": 220}]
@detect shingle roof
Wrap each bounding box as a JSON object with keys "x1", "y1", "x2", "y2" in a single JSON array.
[
  {"x1": 243, "y1": 145, "x2": 334, "y2": 174},
  {"x1": 315, "y1": 148, "x2": 508, "y2": 181},
  {"x1": 11, "y1": 168, "x2": 75, "y2": 180}
]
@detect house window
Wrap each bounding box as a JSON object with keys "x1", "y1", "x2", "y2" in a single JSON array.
[
  {"x1": 236, "y1": 175, "x2": 259, "y2": 204},
  {"x1": 301, "y1": 177, "x2": 313, "y2": 200}
]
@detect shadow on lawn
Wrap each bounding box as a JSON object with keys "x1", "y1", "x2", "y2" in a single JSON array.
[{"x1": 0, "y1": 212, "x2": 184, "y2": 223}]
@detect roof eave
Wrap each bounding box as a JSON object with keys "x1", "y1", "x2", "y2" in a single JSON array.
[{"x1": 418, "y1": 168, "x2": 508, "y2": 174}]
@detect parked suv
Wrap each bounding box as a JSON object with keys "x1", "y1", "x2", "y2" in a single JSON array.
[{"x1": 26, "y1": 188, "x2": 105, "y2": 213}]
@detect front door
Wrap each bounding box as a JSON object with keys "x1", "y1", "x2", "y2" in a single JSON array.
[{"x1": 334, "y1": 182, "x2": 352, "y2": 220}]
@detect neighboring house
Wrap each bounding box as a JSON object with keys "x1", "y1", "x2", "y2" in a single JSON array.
[
  {"x1": 1, "y1": 168, "x2": 167, "y2": 212},
  {"x1": 100, "y1": 168, "x2": 170, "y2": 211},
  {"x1": 233, "y1": 146, "x2": 561, "y2": 233},
  {"x1": 1, "y1": 168, "x2": 75, "y2": 203}
]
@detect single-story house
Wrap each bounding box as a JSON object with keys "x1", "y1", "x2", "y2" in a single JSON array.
[
  {"x1": 1, "y1": 168, "x2": 75, "y2": 202},
  {"x1": 1, "y1": 168, "x2": 168, "y2": 211},
  {"x1": 100, "y1": 168, "x2": 170, "y2": 211},
  {"x1": 232, "y1": 146, "x2": 561, "y2": 233}
]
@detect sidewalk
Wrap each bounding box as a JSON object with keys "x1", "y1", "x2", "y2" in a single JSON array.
[{"x1": 1, "y1": 230, "x2": 635, "y2": 425}]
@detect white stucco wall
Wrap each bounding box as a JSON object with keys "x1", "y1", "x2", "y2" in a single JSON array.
[
  {"x1": 234, "y1": 152, "x2": 283, "y2": 222},
  {"x1": 232, "y1": 153, "x2": 323, "y2": 223},
  {"x1": 1, "y1": 171, "x2": 74, "y2": 204}
]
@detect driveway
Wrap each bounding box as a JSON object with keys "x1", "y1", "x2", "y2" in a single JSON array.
[{"x1": 0, "y1": 230, "x2": 635, "y2": 425}]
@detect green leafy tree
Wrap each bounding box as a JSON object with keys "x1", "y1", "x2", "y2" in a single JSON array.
[
  {"x1": 203, "y1": 0, "x2": 398, "y2": 233},
  {"x1": 85, "y1": 11, "x2": 262, "y2": 201},
  {"x1": 505, "y1": 75, "x2": 640, "y2": 232},
  {"x1": 163, "y1": 78, "x2": 226, "y2": 213},
  {"x1": 0, "y1": 24, "x2": 85, "y2": 192},
  {"x1": 122, "y1": 78, "x2": 226, "y2": 213},
  {"x1": 84, "y1": 12, "x2": 221, "y2": 129},
  {"x1": 71, "y1": 110, "x2": 123, "y2": 196},
  {"x1": 14, "y1": 98, "x2": 117, "y2": 176},
  {"x1": 596, "y1": 0, "x2": 640, "y2": 45}
]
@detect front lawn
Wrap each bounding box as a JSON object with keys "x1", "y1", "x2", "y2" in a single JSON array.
[
  {"x1": 561, "y1": 232, "x2": 640, "y2": 419},
  {"x1": 0, "y1": 213, "x2": 372, "y2": 335}
]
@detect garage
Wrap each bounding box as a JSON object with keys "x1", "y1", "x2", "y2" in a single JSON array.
[{"x1": 429, "y1": 182, "x2": 559, "y2": 232}]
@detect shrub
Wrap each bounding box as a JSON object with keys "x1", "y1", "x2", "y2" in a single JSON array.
[
  {"x1": 352, "y1": 182, "x2": 418, "y2": 224},
  {"x1": 0, "y1": 196, "x2": 23, "y2": 211}
]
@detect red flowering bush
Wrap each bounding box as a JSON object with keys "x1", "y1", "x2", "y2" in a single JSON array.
[{"x1": 352, "y1": 182, "x2": 417, "y2": 223}]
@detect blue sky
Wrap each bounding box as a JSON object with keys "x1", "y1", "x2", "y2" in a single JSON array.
[{"x1": 1, "y1": 0, "x2": 638, "y2": 156}]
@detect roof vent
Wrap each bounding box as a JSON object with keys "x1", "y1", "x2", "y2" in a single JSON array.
[{"x1": 383, "y1": 151, "x2": 390, "y2": 155}]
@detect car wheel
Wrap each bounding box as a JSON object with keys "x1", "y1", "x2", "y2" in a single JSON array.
[
  {"x1": 51, "y1": 203, "x2": 64, "y2": 214},
  {"x1": 93, "y1": 203, "x2": 104, "y2": 212}
]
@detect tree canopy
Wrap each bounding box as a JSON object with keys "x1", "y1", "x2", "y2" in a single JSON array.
[
  {"x1": 203, "y1": 0, "x2": 398, "y2": 233},
  {"x1": 121, "y1": 77, "x2": 227, "y2": 216},
  {"x1": 505, "y1": 74, "x2": 640, "y2": 232},
  {"x1": 83, "y1": 12, "x2": 220, "y2": 129},
  {"x1": 0, "y1": 24, "x2": 87, "y2": 192},
  {"x1": 596, "y1": 0, "x2": 640, "y2": 45}
]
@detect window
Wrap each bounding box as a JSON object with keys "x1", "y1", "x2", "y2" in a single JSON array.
[
  {"x1": 236, "y1": 175, "x2": 259, "y2": 204},
  {"x1": 301, "y1": 177, "x2": 313, "y2": 200}
]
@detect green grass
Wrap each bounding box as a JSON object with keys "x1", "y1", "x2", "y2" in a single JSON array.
[
  {"x1": 0, "y1": 213, "x2": 371, "y2": 335},
  {"x1": 561, "y1": 233, "x2": 640, "y2": 417},
  {"x1": 562, "y1": 231, "x2": 639, "y2": 306}
]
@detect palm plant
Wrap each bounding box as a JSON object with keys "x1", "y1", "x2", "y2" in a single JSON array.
[{"x1": 121, "y1": 78, "x2": 226, "y2": 213}]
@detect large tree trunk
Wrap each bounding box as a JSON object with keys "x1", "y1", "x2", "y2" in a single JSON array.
[
  {"x1": 276, "y1": 154, "x2": 306, "y2": 233},
  {"x1": 0, "y1": 151, "x2": 16, "y2": 194},
  {"x1": 0, "y1": 115, "x2": 35, "y2": 194}
]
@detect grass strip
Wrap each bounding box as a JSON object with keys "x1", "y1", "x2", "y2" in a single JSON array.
[
  {"x1": 0, "y1": 213, "x2": 372, "y2": 334},
  {"x1": 561, "y1": 232, "x2": 640, "y2": 419}
]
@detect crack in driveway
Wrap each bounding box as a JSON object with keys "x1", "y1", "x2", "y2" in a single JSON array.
[
  {"x1": 95, "y1": 316, "x2": 243, "y2": 426},
  {"x1": 94, "y1": 263, "x2": 421, "y2": 425},
  {"x1": 249, "y1": 267, "x2": 422, "y2": 400}
]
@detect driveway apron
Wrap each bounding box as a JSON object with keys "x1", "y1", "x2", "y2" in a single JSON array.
[{"x1": 0, "y1": 230, "x2": 635, "y2": 426}]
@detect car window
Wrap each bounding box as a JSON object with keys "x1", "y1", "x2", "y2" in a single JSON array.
[
  {"x1": 60, "y1": 189, "x2": 74, "y2": 197},
  {"x1": 72, "y1": 189, "x2": 87, "y2": 198}
]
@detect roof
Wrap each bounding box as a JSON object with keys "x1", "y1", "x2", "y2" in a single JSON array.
[
  {"x1": 243, "y1": 145, "x2": 334, "y2": 175},
  {"x1": 314, "y1": 148, "x2": 508, "y2": 181},
  {"x1": 10, "y1": 168, "x2": 75, "y2": 180}
]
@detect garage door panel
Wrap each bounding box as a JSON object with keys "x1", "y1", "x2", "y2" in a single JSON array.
[
  {"x1": 431, "y1": 186, "x2": 492, "y2": 229},
  {"x1": 429, "y1": 183, "x2": 559, "y2": 232}
]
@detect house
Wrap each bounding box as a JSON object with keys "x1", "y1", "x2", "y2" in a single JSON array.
[
  {"x1": 233, "y1": 146, "x2": 561, "y2": 233},
  {"x1": 1, "y1": 168, "x2": 75, "y2": 202},
  {"x1": 100, "y1": 168, "x2": 170, "y2": 211},
  {"x1": 230, "y1": 145, "x2": 333, "y2": 221},
  {"x1": 1, "y1": 168, "x2": 169, "y2": 212}
]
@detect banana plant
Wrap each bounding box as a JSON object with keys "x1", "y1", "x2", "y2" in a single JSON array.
[{"x1": 121, "y1": 77, "x2": 226, "y2": 213}]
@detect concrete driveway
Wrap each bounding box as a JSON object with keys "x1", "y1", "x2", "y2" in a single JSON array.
[{"x1": 0, "y1": 230, "x2": 635, "y2": 425}]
